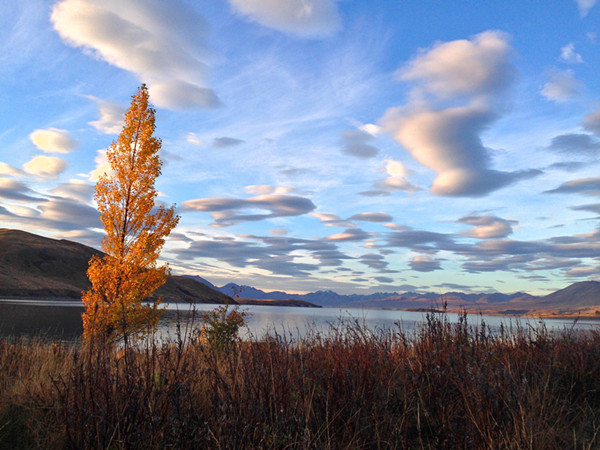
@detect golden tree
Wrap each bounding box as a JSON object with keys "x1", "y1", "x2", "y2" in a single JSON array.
[{"x1": 82, "y1": 84, "x2": 179, "y2": 343}]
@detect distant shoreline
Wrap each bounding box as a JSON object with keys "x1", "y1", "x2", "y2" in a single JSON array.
[
  {"x1": 0, "y1": 297, "x2": 322, "y2": 309},
  {"x1": 3, "y1": 297, "x2": 600, "y2": 320}
]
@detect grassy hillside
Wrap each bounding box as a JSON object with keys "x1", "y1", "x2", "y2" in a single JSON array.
[{"x1": 0, "y1": 229, "x2": 231, "y2": 304}]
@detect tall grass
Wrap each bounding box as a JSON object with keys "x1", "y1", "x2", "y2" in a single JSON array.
[{"x1": 1, "y1": 311, "x2": 600, "y2": 448}]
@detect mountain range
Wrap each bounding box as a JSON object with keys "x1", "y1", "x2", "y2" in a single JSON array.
[
  {"x1": 1, "y1": 229, "x2": 599, "y2": 317},
  {"x1": 185, "y1": 278, "x2": 600, "y2": 318}
]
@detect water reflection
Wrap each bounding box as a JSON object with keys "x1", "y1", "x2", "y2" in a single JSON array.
[
  {"x1": 1, "y1": 299, "x2": 598, "y2": 343},
  {"x1": 0, "y1": 300, "x2": 84, "y2": 341}
]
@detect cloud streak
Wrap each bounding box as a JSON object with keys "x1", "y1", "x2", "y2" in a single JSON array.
[
  {"x1": 348, "y1": 212, "x2": 393, "y2": 223},
  {"x1": 228, "y1": 0, "x2": 341, "y2": 38},
  {"x1": 0, "y1": 178, "x2": 45, "y2": 202},
  {"x1": 175, "y1": 233, "x2": 351, "y2": 277},
  {"x1": 545, "y1": 177, "x2": 600, "y2": 195},
  {"x1": 0, "y1": 163, "x2": 26, "y2": 177},
  {"x1": 182, "y1": 194, "x2": 316, "y2": 226},
  {"x1": 51, "y1": 0, "x2": 220, "y2": 110},
  {"x1": 213, "y1": 137, "x2": 245, "y2": 148},
  {"x1": 410, "y1": 255, "x2": 442, "y2": 272},
  {"x1": 547, "y1": 133, "x2": 600, "y2": 156}
]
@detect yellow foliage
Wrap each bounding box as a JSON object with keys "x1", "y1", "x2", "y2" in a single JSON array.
[{"x1": 82, "y1": 85, "x2": 179, "y2": 343}]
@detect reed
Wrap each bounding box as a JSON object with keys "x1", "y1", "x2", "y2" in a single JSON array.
[{"x1": 1, "y1": 311, "x2": 600, "y2": 448}]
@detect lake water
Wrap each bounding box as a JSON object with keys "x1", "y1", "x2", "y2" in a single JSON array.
[{"x1": 1, "y1": 299, "x2": 599, "y2": 342}]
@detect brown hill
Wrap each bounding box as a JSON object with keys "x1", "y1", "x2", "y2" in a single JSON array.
[
  {"x1": 540, "y1": 281, "x2": 600, "y2": 308},
  {"x1": 0, "y1": 228, "x2": 232, "y2": 304}
]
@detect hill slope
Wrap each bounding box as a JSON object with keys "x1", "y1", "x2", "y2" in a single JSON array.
[
  {"x1": 540, "y1": 281, "x2": 600, "y2": 309},
  {"x1": 0, "y1": 229, "x2": 231, "y2": 304}
]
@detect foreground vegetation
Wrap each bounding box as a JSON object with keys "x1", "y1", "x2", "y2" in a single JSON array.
[{"x1": 1, "y1": 312, "x2": 600, "y2": 449}]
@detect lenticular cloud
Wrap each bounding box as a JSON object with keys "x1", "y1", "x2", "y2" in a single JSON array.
[
  {"x1": 51, "y1": 0, "x2": 220, "y2": 110},
  {"x1": 382, "y1": 31, "x2": 540, "y2": 197}
]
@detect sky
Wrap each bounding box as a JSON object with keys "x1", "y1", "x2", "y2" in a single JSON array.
[{"x1": 1, "y1": 0, "x2": 600, "y2": 295}]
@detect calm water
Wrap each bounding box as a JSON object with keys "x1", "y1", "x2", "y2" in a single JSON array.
[{"x1": 1, "y1": 299, "x2": 599, "y2": 342}]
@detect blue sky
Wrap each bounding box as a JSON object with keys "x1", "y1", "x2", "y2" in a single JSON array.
[{"x1": 1, "y1": 0, "x2": 599, "y2": 295}]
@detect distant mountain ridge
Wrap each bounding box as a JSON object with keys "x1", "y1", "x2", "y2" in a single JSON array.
[
  {"x1": 185, "y1": 276, "x2": 600, "y2": 317},
  {"x1": 185, "y1": 276, "x2": 537, "y2": 307}
]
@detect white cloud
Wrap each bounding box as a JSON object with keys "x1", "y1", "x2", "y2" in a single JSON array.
[
  {"x1": 29, "y1": 128, "x2": 77, "y2": 154},
  {"x1": 382, "y1": 31, "x2": 542, "y2": 197},
  {"x1": 325, "y1": 227, "x2": 370, "y2": 242},
  {"x1": 51, "y1": 0, "x2": 220, "y2": 110},
  {"x1": 567, "y1": 265, "x2": 600, "y2": 277},
  {"x1": 38, "y1": 198, "x2": 101, "y2": 230},
  {"x1": 0, "y1": 162, "x2": 26, "y2": 177},
  {"x1": 182, "y1": 194, "x2": 316, "y2": 227},
  {"x1": 409, "y1": 255, "x2": 442, "y2": 272},
  {"x1": 50, "y1": 180, "x2": 95, "y2": 204},
  {"x1": 228, "y1": 0, "x2": 341, "y2": 38},
  {"x1": 399, "y1": 30, "x2": 514, "y2": 100},
  {"x1": 51, "y1": 229, "x2": 104, "y2": 248},
  {"x1": 185, "y1": 132, "x2": 204, "y2": 146},
  {"x1": 382, "y1": 105, "x2": 538, "y2": 197},
  {"x1": 87, "y1": 149, "x2": 112, "y2": 182},
  {"x1": 359, "y1": 123, "x2": 381, "y2": 135},
  {"x1": 559, "y1": 43, "x2": 583, "y2": 64},
  {"x1": 151, "y1": 81, "x2": 220, "y2": 110},
  {"x1": 3, "y1": 204, "x2": 40, "y2": 218},
  {"x1": 574, "y1": 0, "x2": 598, "y2": 17},
  {"x1": 245, "y1": 185, "x2": 294, "y2": 195},
  {"x1": 23, "y1": 155, "x2": 67, "y2": 177},
  {"x1": 0, "y1": 178, "x2": 44, "y2": 202},
  {"x1": 372, "y1": 159, "x2": 420, "y2": 194},
  {"x1": 88, "y1": 97, "x2": 125, "y2": 134},
  {"x1": 311, "y1": 212, "x2": 355, "y2": 228},
  {"x1": 458, "y1": 214, "x2": 514, "y2": 239},
  {"x1": 541, "y1": 70, "x2": 581, "y2": 102},
  {"x1": 385, "y1": 159, "x2": 410, "y2": 178}
]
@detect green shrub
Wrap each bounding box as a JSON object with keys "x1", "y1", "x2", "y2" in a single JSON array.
[{"x1": 198, "y1": 304, "x2": 247, "y2": 349}]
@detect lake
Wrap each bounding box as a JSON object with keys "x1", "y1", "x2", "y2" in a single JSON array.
[{"x1": 1, "y1": 299, "x2": 599, "y2": 342}]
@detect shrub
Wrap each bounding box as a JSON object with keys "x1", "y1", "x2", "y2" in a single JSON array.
[{"x1": 198, "y1": 304, "x2": 247, "y2": 350}]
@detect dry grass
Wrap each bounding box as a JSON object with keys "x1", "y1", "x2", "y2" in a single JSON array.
[{"x1": 2, "y1": 311, "x2": 600, "y2": 448}]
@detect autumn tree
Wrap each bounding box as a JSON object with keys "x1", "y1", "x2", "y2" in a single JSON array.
[{"x1": 82, "y1": 84, "x2": 179, "y2": 343}]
